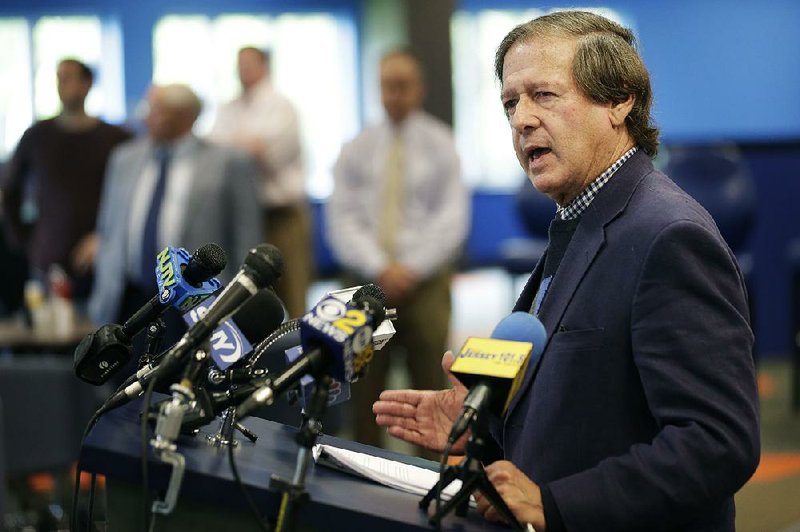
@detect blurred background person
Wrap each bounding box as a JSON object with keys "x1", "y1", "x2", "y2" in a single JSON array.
[
  {"x1": 326, "y1": 49, "x2": 469, "y2": 454},
  {"x1": 89, "y1": 83, "x2": 261, "y2": 334},
  {"x1": 1, "y1": 58, "x2": 132, "y2": 307},
  {"x1": 209, "y1": 46, "x2": 311, "y2": 318}
]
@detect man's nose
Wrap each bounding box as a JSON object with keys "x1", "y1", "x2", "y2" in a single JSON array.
[{"x1": 510, "y1": 96, "x2": 541, "y2": 133}]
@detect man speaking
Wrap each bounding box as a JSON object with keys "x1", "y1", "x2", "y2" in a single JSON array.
[{"x1": 373, "y1": 10, "x2": 759, "y2": 531}]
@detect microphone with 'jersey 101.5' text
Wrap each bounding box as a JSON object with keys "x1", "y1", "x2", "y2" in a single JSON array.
[{"x1": 446, "y1": 311, "x2": 547, "y2": 445}]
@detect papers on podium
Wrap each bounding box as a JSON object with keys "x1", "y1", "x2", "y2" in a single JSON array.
[{"x1": 312, "y1": 444, "x2": 475, "y2": 506}]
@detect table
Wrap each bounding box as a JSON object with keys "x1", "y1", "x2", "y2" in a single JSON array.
[
  {"x1": 0, "y1": 318, "x2": 95, "y2": 354},
  {"x1": 80, "y1": 399, "x2": 507, "y2": 531}
]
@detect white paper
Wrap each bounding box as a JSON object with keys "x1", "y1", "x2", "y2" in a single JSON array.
[{"x1": 312, "y1": 444, "x2": 475, "y2": 506}]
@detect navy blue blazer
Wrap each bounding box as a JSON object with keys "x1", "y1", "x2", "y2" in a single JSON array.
[{"x1": 504, "y1": 150, "x2": 759, "y2": 531}]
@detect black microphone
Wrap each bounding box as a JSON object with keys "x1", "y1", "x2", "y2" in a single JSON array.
[
  {"x1": 446, "y1": 312, "x2": 547, "y2": 445},
  {"x1": 235, "y1": 287, "x2": 385, "y2": 419},
  {"x1": 350, "y1": 283, "x2": 387, "y2": 324},
  {"x1": 98, "y1": 244, "x2": 284, "y2": 414},
  {"x1": 73, "y1": 243, "x2": 227, "y2": 385}
]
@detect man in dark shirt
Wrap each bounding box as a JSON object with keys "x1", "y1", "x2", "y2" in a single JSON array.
[{"x1": 1, "y1": 58, "x2": 131, "y2": 302}]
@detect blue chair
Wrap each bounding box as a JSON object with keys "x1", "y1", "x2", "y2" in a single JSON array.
[
  {"x1": 499, "y1": 178, "x2": 555, "y2": 275},
  {"x1": 662, "y1": 144, "x2": 757, "y2": 256},
  {"x1": 662, "y1": 144, "x2": 758, "y2": 361}
]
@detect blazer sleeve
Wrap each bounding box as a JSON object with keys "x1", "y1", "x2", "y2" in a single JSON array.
[
  {"x1": 546, "y1": 219, "x2": 760, "y2": 530},
  {"x1": 88, "y1": 146, "x2": 129, "y2": 326}
]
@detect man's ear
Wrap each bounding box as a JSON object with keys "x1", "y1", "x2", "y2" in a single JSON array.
[{"x1": 609, "y1": 94, "x2": 635, "y2": 127}]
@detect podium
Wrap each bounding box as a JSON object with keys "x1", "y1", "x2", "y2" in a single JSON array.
[{"x1": 79, "y1": 399, "x2": 506, "y2": 531}]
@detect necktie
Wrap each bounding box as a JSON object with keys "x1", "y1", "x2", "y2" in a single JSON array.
[
  {"x1": 379, "y1": 132, "x2": 405, "y2": 258},
  {"x1": 139, "y1": 147, "x2": 171, "y2": 289}
]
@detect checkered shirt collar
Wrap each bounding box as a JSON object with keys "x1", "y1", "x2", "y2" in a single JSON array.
[{"x1": 556, "y1": 146, "x2": 638, "y2": 221}]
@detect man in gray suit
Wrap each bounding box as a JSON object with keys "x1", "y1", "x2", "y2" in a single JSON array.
[{"x1": 89, "y1": 84, "x2": 262, "y2": 328}]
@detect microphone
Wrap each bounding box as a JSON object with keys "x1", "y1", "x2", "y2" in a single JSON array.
[
  {"x1": 248, "y1": 283, "x2": 392, "y2": 369},
  {"x1": 183, "y1": 288, "x2": 286, "y2": 372},
  {"x1": 234, "y1": 288, "x2": 385, "y2": 419},
  {"x1": 98, "y1": 244, "x2": 284, "y2": 414},
  {"x1": 73, "y1": 243, "x2": 226, "y2": 385},
  {"x1": 446, "y1": 312, "x2": 547, "y2": 445}
]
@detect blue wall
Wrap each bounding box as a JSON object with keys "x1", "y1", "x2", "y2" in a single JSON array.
[{"x1": 459, "y1": 0, "x2": 800, "y2": 143}]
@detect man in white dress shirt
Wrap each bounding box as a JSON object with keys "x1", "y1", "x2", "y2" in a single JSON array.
[
  {"x1": 326, "y1": 50, "x2": 470, "y2": 452},
  {"x1": 209, "y1": 47, "x2": 311, "y2": 319}
]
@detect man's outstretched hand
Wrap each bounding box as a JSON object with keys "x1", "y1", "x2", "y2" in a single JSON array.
[{"x1": 373, "y1": 351, "x2": 470, "y2": 453}]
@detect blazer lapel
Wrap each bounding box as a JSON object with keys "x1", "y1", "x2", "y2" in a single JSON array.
[
  {"x1": 504, "y1": 221, "x2": 605, "y2": 418},
  {"x1": 513, "y1": 254, "x2": 546, "y2": 314},
  {"x1": 504, "y1": 150, "x2": 655, "y2": 419}
]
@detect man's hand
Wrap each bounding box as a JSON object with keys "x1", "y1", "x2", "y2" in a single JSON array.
[
  {"x1": 373, "y1": 351, "x2": 469, "y2": 453},
  {"x1": 474, "y1": 460, "x2": 546, "y2": 531},
  {"x1": 378, "y1": 263, "x2": 417, "y2": 306},
  {"x1": 71, "y1": 232, "x2": 98, "y2": 275}
]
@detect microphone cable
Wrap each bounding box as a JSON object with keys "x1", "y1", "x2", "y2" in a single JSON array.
[
  {"x1": 247, "y1": 318, "x2": 301, "y2": 368},
  {"x1": 225, "y1": 414, "x2": 271, "y2": 531},
  {"x1": 70, "y1": 408, "x2": 107, "y2": 531}
]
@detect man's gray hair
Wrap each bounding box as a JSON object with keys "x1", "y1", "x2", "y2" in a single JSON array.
[{"x1": 494, "y1": 10, "x2": 659, "y2": 156}]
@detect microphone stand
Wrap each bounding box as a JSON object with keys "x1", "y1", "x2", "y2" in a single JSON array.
[
  {"x1": 208, "y1": 404, "x2": 258, "y2": 447},
  {"x1": 140, "y1": 318, "x2": 166, "y2": 368},
  {"x1": 270, "y1": 374, "x2": 331, "y2": 532},
  {"x1": 207, "y1": 368, "x2": 266, "y2": 446},
  {"x1": 420, "y1": 407, "x2": 525, "y2": 531}
]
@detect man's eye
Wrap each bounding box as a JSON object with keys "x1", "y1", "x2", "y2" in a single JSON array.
[
  {"x1": 503, "y1": 98, "x2": 518, "y2": 115},
  {"x1": 536, "y1": 91, "x2": 556, "y2": 100}
]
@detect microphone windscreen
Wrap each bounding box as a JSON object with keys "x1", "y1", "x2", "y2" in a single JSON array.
[
  {"x1": 351, "y1": 283, "x2": 386, "y2": 307},
  {"x1": 233, "y1": 289, "x2": 286, "y2": 346},
  {"x1": 355, "y1": 294, "x2": 386, "y2": 326},
  {"x1": 244, "y1": 244, "x2": 285, "y2": 287},
  {"x1": 183, "y1": 242, "x2": 227, "y2": 286},
  {"x1": 491, "y1": 311, "x2": 547, "y2": 358}
]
